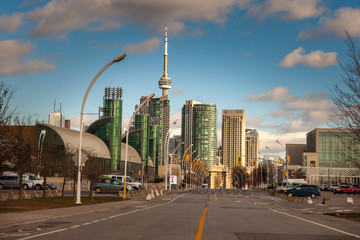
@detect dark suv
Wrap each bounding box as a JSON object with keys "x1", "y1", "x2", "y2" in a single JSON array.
[
  {"x1": 0, "y1": 176, "x2": 33, "y2": 190},
  {"x1": 284, "y1": 184, "x2": 321, "y2": 198}
]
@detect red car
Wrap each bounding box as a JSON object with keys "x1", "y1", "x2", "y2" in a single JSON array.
[{"x1": 333, "y1": 185, "x2": 359, "y2": 195}]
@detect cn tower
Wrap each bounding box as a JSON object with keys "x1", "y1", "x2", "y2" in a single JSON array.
[{"x1": 158, "y1": 25, "x2": 172, "y2": 96}]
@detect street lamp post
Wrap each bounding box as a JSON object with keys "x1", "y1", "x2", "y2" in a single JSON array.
[
  {"x1": 276, "y1": 140, "x2": 288, "y2": 187},
  {"x1": 181, "y1": 144, "x2": 193, "y2": 189},
  {"x1": 169, "y1": 142, "x2": 184, "y2": 190},
  {"x1": 187, "y1": 150, "x2": 196, "y2": 189},
  {"x1": 76, "y1": 53, "x2": 126, "y2": 205},
  {"x1": 123, "y1": 93, "x2": 155, "y2": 199},
  {"x1": 265, "y1": 146, "x2": 278, "y2": 187},
  {"x1": 164, "y1": 119, "x2": 179, "y2": 190}
]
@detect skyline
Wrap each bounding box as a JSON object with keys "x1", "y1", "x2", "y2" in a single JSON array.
[{"x1": 1, "y1": 0, "x2": 359, "y2": 156}]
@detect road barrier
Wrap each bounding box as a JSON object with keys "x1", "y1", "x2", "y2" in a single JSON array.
[{"x1": 322, "y1": 197, "x2": 330, "y2": 205}]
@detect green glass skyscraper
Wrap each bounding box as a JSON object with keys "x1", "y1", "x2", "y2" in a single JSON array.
[
  {"x1": 87, "y1": 87, "x2": 122, "y2": 170},
  {"x1": 182, "y1": 100, "x2": 217, "y2": 167}
]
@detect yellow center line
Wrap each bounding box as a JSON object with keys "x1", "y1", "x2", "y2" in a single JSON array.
[{"x1": 195, "y1": 192, "x2": 217, "y2": 240}]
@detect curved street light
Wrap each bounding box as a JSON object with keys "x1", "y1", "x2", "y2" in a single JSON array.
[
  {"x1": 169, "y1": 141, "x2": 184, "y2": 190},
  {"x1": 123, "y1": 93, "x2": 155, "y2": 199},
  {"x1": 276, "y1": 140, "x2": 288, "y2": 187},
  {"x1": 76, "y1": 53, "x2": 126, "y2": 205}
]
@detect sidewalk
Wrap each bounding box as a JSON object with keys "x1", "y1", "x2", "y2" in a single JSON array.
[{"x1": 0, "y1": 196, "x2": 147, "y2": 229}]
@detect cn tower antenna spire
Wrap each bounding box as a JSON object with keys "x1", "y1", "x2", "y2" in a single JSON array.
[{"x1": 158, "y1": 24, "x2": 172, "y2": 97}]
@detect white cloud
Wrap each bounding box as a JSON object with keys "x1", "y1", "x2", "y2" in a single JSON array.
[
  {"x1": 171, "y1": 90, "x2": 184, "y2": 96},
  {"x1": 279, "y1": 47, "x2": 337, "y2": 68},
  {"x1": 284, "y1": 97, "x2": 332, "y2": 111},
  {"x1": 247, "y1": 86, "x2": 294, "y2": 101},
  {"x1": 124, "y1": 38, "x2": 161, "y2": 55},
  {"x1": 250, "y1": 0, "x2": 324, "y2": 20},
  {"x1": 28, "y1": 0, "x2": 249, "y2": 38},
  {"x1": 70, "y1": 115, "x2": 97, "y2": 129},
  {"x1": 259, "y1": 130, "x2": 306, "y2": 155},
  {"x1": 299, "y1": 7, "x2": 360, "y2": 39},
  {"x1": 247, "y1": 87, "x2": 333, "y2": 137},
  {"x1": 0, "y1": 13, "x2": 25, "y2": 32},
  {"x1": 0, "y1": 40, "x2": 56, "y2": 75}
]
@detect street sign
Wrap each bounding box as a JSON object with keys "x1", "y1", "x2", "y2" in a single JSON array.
[{"x1": 170, "y1": 175, "x2": 177, "y2": 184}]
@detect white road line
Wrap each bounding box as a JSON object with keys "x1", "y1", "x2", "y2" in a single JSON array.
[
  {"x1": 270, "y1": 208, "x2": 360, "y2": 239},
  {"x1": 18, "y1": 228, "x2": 67, "y2": 240},
  {"x1": 16, "y1": 194, "x2": 186, "y2": 240},
  {"x1": 69, "y1": 225, "x2": 80, "y2": 229}
]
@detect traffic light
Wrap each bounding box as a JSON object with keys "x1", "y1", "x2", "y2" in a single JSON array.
[
  {"x1": 194, "y1": 159, "x2": 199, "y2": 165},
  {"x1": 184, "y1": 154, "x2": 189, "y2": 162},
  {"x1": 284, "y1": 172, "x2": 288, "y2": 177},
  {"x1": 287, "y1": 156, "x2": 290, "y2": 163},
  {"x1": 138, "y1": 170, "x2": 145, "y2": 176},
  {"x1": 252, "y1": 160, "x2": 256, "y2": 167},
  {"x1": 238, "y1": 156, "x2": 242, "y2": 165}
]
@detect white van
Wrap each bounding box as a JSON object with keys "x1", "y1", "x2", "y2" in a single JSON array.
[
  {"x1": 102, "y1": 175, "x2": 143, "y2": 190},
  {"x1": 3, "y1": 172, "x2": 43, "y2": 190},
  {"x1": 22, "y1": 174, "x2": 44, "y2": 190}
]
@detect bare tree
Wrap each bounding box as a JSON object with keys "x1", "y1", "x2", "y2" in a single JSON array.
[
  {"x1": 38, "y1": 134, "x2": 61, "y2": 198},
  {"x1": 58, "y1": 144, "x2": 76, "y2": 197},
  {"x1": 82, "y1": 150, "x2": 111, "y2": 201},
  {"x1": 330, "y1": 32, "x2": 360, "y2": 169},
  {"x1": 232, "y1": 165, "x2": 248, "y2": 189},
  {"x1": 288, "y1": 168, "x2": 306, "y2": 179},
  {"x1": 0, "y1": 81, "x2": 16, "y2": 173},
  {"x1": 10, "y1": 116, "x2": 36, "y2": 200}
]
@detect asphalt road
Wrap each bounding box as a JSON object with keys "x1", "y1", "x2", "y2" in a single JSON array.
[{"x1": 1, "y1": 189, "x2": 360, "y2": 240}]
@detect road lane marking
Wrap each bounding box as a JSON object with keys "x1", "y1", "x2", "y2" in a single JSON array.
[
  {"x1": 70, "y1": 225, "x2": 80, "y2": 229},
  {"x1": 18, "y1": 228, "x2": 67, "y2": 240},
  {"x1": 195, "y1": 192, "x2": 217, "y2": 240},
  {"x1": 195, "y1": 207, "x2": 207, "y2": 240},
  {"x1": 17, "y1": 194, "x2": 186, "y2": 240},
  {"x1": 270, "y1": 208, "x2": 360, "y2": 239}
]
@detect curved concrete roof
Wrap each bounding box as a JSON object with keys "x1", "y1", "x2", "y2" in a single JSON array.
[
  {"x1": 120, "y1": 143, "x2": 154, "y2": 167},
  {"x1": 38, "y1": 123, "x2": 111, "y2": 160}
]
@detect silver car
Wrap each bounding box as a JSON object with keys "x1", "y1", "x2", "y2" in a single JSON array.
[{"x1": 0, "y1": 175, "x2": 33, "y2": 190}]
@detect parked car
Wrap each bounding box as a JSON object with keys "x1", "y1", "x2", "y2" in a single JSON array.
[
  {"x1": 284, "y1": 184, "x2": 321, "y2": 198},
  {"x1": 319, "y1": 184, "x2": 330, "y2": 191},
  {"x1": 328, "y1": 184, "x2": 339, "y2": 191},
  {"x1": 102, "y1": 175, "x2": 143, "y2": 190},
  {"x1": 333, "y1": 185, "x2": 358, "y2": 195},
  {"x1": 45, "y1": 183, "x2": 57, "y2": 190},
  {"x1": 0, "y1": 175, "x2": 34, "y2": 190},
  {"x1": 92, "y1": 178, "x2": 133, "y2": 193}
]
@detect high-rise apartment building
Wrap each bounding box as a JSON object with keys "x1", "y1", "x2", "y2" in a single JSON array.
[
  {"x1": 182, "y1": 101, "x2": 217, "y2": 167},
  {"x1": 222, "y1": 110, "x2": 246, "y2": 170},
  {"x1": 246, "y1": 128, "x2": 259, "y2": 167}
]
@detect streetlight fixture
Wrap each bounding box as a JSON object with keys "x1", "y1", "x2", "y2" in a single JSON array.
[
  {"x1": 180, "y1": 144, "x2": 193, "y2": 189},
  {"x1": 123, "y1": 93, "x2": 155, "y2": 199},
  {"x1": 164, "y1": 119, "x2": 179, "y2": 190},
  {"x1": 186, "y1": 150, "x2": 196, "y2": 189},
  {"x1": 76, "y1": 53, "x2": 126, "y2": 205},
  {"x1": 169, "y1": 142, "x2": 184, "y2": 190},
  {"x1": 276, "y1": 140, "x2": 288, "y2": 187},
  {"x1": 265, "y1": 146, "x2": 278, "y2": 187}
]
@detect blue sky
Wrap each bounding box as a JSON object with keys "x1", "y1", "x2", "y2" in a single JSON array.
[{"x1": 1, "y1": 0, "x2": 359, "y2": 155}]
